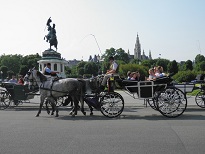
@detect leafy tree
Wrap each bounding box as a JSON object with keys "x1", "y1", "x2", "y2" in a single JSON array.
[
  {"x1": 156, "y1": 58, "x2": 170, "y2": 72},
  {"x1": 102, "y1": 47, "x2": 129, "y2": 63},
  {"x1": 129, "y1": 59, "x2": 141, "y2": 64},
  {"x1": 199, "y1": 61, "x2": 205, "y2": 72},
  {"x1": 184, "y1": 60, "x2": 193, "y2": 71},
  {"x1": 76, "y1": 61, "x2": 87, "y2": 75},
  {"x1": 19, "y1": 65, "x2": 29, "y2": 76},
  {"x1": 0, "y1": 66, "x2": 8, "y2": 78},
  {"x1": 115, "y1": 48, "x2": 129, "y2": 63},
  {"x1": 0, "y1": 54, "x2": 22, "y2": 75},
  {"x1": 195, "y1": 54, "x2": 205, "y2": 64},
  {"x1": 141, "y1": 59, "x2": 155, "y2": 68},
  {"x1": 21, "y1": 53, "x2": 41, "y2": 69},
  {"x1": 84, "y1": 62, "x2": 98, "y2": 76},
  {"x1": 167, "y1": 60, "x2": 178, "y2": 74},
  {"x1": 119, "y1": 63, "x2": 149, "y2": 78}
]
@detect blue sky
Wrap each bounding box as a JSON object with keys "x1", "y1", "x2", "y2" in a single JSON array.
[{"x1": 0, "y1": 0, "x2": 204, "y2": 62}]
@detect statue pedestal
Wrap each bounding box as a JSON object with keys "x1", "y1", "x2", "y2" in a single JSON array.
[
  {"x1": 42, "y1": 49, "x2": 61, "y2": 59},
  {"x1": 37, "y1": 49, "x2": 68, "y2": 78}
]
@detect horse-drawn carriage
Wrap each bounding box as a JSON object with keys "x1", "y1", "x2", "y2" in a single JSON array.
[
  {"x1": 1, "y1": 69, "x2": 191, "y2": 118},
  {"x1": 0, "y1": 82, "x2": 39, "y2": 109}
]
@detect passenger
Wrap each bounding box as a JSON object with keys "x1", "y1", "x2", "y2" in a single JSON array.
[
  {"x1": 43, "y1": 63, "x2": 59, "y2": 76},
  {"x1": 18, "y1": 75, "x2": 24, "y2": 85},
  {"x1": 9, "y1": 75, "x2": 17, "y2": 83},
  {"x1": 127, "y1": 71, "x2": 132, "y2": 80},
  {"x1": 130, "y1": 71, "x2": 141, "y2": 81},
  {"x1": 155, "y1": 66, "x2": 164, "y2": 78},
  {"x1": 147, "y1": 68, "x2": 156, "y2": 81}
]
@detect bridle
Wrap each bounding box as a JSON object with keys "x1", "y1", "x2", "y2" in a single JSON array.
[{"x1": 24, "y1": 70, "x2": 41, "y2": 88}]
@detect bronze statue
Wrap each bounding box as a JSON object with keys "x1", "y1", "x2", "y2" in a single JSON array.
[{"x1": 44, "y1": 17, "x2": 58, "y2": 51}]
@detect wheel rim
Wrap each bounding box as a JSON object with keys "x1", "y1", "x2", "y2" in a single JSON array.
[
  {"x1": 100, "y1": 92, "x2": 124, "y2": 118},
  {"x1": 156, "y1": 87, "x2": 187, "y2": 118},
  {"x1": 195, "y1": 91, "x2": 205, "y2": 108}
]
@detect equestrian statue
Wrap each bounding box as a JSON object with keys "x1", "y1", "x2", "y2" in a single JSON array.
[{"x1": 44, "y1": 17, "x2": 58, "y2": 51}]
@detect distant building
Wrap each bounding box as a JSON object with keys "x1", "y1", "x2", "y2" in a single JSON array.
[
  {"x1": 133, "y1": 34, "x2": 152, "y2": 60},
  {"x1": 88, "y1": 54, "x2": 101, "y2": 62},
  {"x1": 67, "y1": 59, "x2": 81, "y2": 68}
]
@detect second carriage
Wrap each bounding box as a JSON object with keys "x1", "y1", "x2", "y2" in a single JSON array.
[{"x1": 84, "y1": 74, "x2": 187, "y2": 118}]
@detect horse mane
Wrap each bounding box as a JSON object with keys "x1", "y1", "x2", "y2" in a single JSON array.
[{"x1": 36, "y1": 71, "x2": 47, "y2": 82}]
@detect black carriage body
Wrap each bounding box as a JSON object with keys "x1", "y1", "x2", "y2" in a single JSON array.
[
  {"x1": 2, "y1": 82, "x2": 37, "y2": 101},
  {"x1": 121, "y1": 76, "x2": 172, "y2": 99}
]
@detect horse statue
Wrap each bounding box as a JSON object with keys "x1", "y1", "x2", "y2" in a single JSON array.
[
  {"x1": 24, "y1": 69, "x2": 86, "y2": 117},
  {"x1": 44, "y1": 17, "x2": 58, "y2": 51}
]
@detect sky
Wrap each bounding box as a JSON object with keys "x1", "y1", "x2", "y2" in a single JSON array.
[{"x1": 0, "y1": 0, "x2": 205, "y2": 62}]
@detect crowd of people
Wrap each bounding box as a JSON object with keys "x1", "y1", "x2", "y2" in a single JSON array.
[
  {"x1": 126, "y1": 66, "x2": 166, "y2": 81},
  {"x1": 4, "y1": 75, "x2": 25, "y2": 85}
]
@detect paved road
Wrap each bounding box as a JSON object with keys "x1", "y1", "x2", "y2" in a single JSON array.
[{"x1": 0, "y1": 91, "x2": 205, "y2": 154}]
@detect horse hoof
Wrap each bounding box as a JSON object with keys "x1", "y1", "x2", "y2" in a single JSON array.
[
  {"x1": 69, "y1": 112, "x2": 73, "y2": 115},
  {"x1": 51, "y1": 113, "x2": 54, "y2": 115},
  {"x1": 47, "y1": 111, "x2": 50, "y2": 115},
  {"x1": 83, "y1": 112, "x2": 86, "y2": 116},
  {"x1": 90, "y1": 113, "x2": 93, "y2": 116},
  {"x1": 36, "y1": 115, "x2": 39, "y2": 117},
  {"x1": 71, "y1": 114, "x2": 75, "y2": 117},
  {"x1": 55, "y1": 115, "x2": 59, "y2": 117}
]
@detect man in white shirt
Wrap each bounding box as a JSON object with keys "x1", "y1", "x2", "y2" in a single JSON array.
[{"x1": 100, "y1": 56, "x2": 118, "y2": 91}]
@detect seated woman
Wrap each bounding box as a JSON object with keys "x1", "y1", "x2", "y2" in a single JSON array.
[
  {"x1": 147, "y1": 68, "x2": 156, "y2": 81},
  {"x1": 155, "y1": 66, "x2": 165, "y2": 78},
  {"x1": 130, "y1": 71, "x2": 141, "y2": 81},
  {"x1": 127, "y1": 71, "x2": 132, "y2": 80}
]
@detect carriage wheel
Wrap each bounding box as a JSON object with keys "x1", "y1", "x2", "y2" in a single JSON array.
[
  {"x1": 147, "y1": 91, "x2": 160, "y2": 110},
  {"x1": 147, "y1": 99, "x2": 157, "y2": 110},
  {"x1": 155, "y1": 87, "x2": 187, "y2": 118},
  {"x1": 195, "y1": 90, "x2": 205, "y2": 108},
  {"x1": 100, "y1": 92, "x2": 124, "y2": 118},
  {"x1": 56, "y1": 97, "x2": 64, "y2": 106},
  {"x1": 0, "y1": 89, "x2": 11, "y2": 110}
]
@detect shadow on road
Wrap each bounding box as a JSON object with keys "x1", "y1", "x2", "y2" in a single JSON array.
[{"x1": 2, "y1": 105, "x2": 205, "y2": 121}]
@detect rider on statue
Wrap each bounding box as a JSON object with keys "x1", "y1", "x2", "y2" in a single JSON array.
[{"x1": 44, "y1": 17, "x2": 58, "y2": 51}]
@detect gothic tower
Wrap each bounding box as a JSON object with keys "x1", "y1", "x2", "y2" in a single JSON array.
[
  {"x1": 134, "y1": 34, "x2": 141, "y2": 60},
  {"x1": 149, "y1": 50, "x2": 152, "y2": 59}
]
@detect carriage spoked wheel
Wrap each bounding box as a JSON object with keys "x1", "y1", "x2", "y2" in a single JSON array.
[
  {"x1": 155, "y1": 87, "x2": 187, "y2": 118},
  {"x1": 56, "y1": 97, "x2": 64, "y2": 107},
  {"x1": 0, "y1": 89, "x2": 11, "y2": 110},
  {"x1": 195, "y1": 90, "x2": 205, "y2": 108},
  {"x1": 100, "y1": 92, "x2": 124, "y2": 118},
  {"x1": 147, "y1": 91, "x2": 160, "y2": 110}
]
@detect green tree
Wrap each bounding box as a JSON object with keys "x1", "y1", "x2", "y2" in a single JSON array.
[
  {"x1": 21, "y1": 53, "x2": 41, "y2": 69},
  {"x1": 167, "y1": 60, "x2": 178, "y2": 74},
  {"x1": 19, "y1": 65, "x2": 29, "y2": 76},
  {"x1": 76, "y1": 61, "x2": 87, "y2": 75},
  {"x1": 184, "y1": 60, "x2": 193, "y2": 71},
  {"x1": 0, "y1": 54, "x2": 22, "y2": 75},
  {"x1": 195, "y1": 54, "x2": 205, "y2": 64},
  {"x1": 199, "y1": 61, "x2": 205, "y2": 72},
  {"x1": 0, "y1": 66, "x2": 8, "y2": 78},
  {"x1": 84, "y1": 62, "x2": 98, "y2": 76},
  {"x1": 156, "y1": 59, "x2": 170, "y2": 72}
]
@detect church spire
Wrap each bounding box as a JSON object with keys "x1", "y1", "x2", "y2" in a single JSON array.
[{"x1": 134, "y1": 33, "x2": 141, "y2": 60}]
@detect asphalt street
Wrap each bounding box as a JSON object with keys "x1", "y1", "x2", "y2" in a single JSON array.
[{"x1": 0, "y1": 91, "x2": 205, "y2": 154}]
